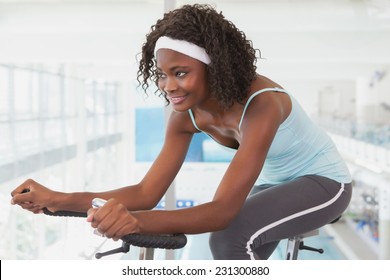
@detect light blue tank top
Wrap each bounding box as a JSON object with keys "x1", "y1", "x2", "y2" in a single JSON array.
[{"x1": 188, "y1": 88, "x2": 352, "y2": 184}]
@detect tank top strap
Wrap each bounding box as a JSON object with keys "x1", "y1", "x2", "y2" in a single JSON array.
[
  {"x1": 238, "y1": 87, "x2": 289, "y2": 130},
  {"x1": 188, "y1": 109, "x2": 202, "y2": 131}
]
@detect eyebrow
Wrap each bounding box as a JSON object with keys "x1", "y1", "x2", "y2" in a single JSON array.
[{"x1": 156, "y1": 65, "x2": 191, "y2": 72}]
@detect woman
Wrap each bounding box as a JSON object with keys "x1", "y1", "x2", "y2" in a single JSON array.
[{"x1": 11, "y1": 4, "x2": 352, "y2": 260}]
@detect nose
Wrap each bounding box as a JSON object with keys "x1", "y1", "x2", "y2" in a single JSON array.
[{"x1": 163, "y1": 76, "x2": 178, "y2": 93}]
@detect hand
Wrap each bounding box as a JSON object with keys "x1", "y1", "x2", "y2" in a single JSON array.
[
  {"x1": 87, "y1": 198, "x2": 139, "y2": 241},
  {"x1": 10, "y1": 179, "x2": 57, "y2": 214}
]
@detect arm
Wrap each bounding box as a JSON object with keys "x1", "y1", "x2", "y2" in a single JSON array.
[
  {"x1": 89, "y1": 92, "x2": 287, "y2": 239},
  {"x1": 11, "y1": 110, "x2": 194, "y2": 214}
]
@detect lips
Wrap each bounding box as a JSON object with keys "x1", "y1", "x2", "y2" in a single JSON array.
[{"x1": 169, "y1": 95, "x2": 187, "y2": 105}]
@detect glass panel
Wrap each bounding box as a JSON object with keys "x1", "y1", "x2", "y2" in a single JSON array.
[
  {"x1": 106, "y1": 83, "x2": 118, "y2": 114},
  {"x1": 30, "y1": 71, "x2": 41, "y2": 118},
  {"x1": 96, "y1": 115, "x2": 106, "y2": 137},
  {"x1": 64, "y1": 118, "x2": 76, "y2": 146},
  {"x1": 86, "y1": 117, "x2": 95, "y2": 140},
  {"x1": 0, "y1": 66, "x2": 10, "y2": 121},
  {"x1": 44, "y1": 119, "x2": 63, "y2": 150},
  {"x1": 0, "y1": 123, "x2": 12, "y2": 165},
  {"x1": 107, "y1": 115, "x2": 117, "y2": 134},
  {"x1": 0, "y1": 63, "x2": 128, "y2": 260},
  {"x1": 64, "y1": 79, "x2": 78, "y2": 117},
  {"x1": 13, "y1": 68, "x2": 31, "y2": 118},
  {"x1": 135, "y1": 107, "x2": 234, "y2": 162},
  {"x1": 95, "y1": 82, "x2": 107, "y2": 115},
  {"x1": 47, "y1": 74, "x2": 61, "y2": 117},
  {"x1": 14, "y1": 120, "x2": 40, "y2": 156},
  {"x1": 135, "y1": 107, "x2": 164, "y2": 162},
  {"x1": 85, "y1": 82, "x2": 95, "y2": 117}
]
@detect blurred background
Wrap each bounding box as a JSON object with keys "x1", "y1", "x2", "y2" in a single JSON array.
[{"x1": 0, "y1": 0, "x2": 389, "y2": 260}]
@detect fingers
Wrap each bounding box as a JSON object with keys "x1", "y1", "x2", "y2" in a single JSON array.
[
  {"x1": 21, "y1": 203, "x2": 44, "y2": 214},
  {"x1": 108, "y1": 221, "x2": 137, "y2": 241},
  {"x1": 10, "y1": 179, "x2": 37, "y2": 205},
  {"x1": 11, "y1": 178, "x2": 35, "y2": 197},
  {"x1": 11, "y1": 198, "x2": 44, "y2": 214},
  {"x1": 88, "y1": 200, "x2": 113, "y2": 227},
  {"x1": 11, "y1": 191, "x2": 32, "y2": 205},
  {"x1": 10, "y1": 179, "x2": 47, "y2": 214},
  {"x1": 88, "y1": 199, "x2": 137, "y2": 240},
  {"x1": 88, "y1": 199, "x2": 119, "y2": 234},
  {"x1": 86, "y1": 207, "x2": 98, "y2": 223},
  {"x1": 98, "y1": 215, "x2": 134, "y2": 240}
]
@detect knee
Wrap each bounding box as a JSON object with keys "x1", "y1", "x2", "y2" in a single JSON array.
[
  {"x1": 209, "y1": 230, "x2": 249, "y2": 260},
  {"x1": 209, "y1": 231, "x2": 231, "y2": 260}
]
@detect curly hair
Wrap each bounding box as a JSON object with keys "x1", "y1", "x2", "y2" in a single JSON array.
[{"x1": 137, "y1": 4, "x2": 260, "y2": 109}]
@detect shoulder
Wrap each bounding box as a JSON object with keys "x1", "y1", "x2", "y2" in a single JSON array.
[
  {"x1": 166, "y1": 110, "x2": 200, "y2": 135},
  {"x1": 239, "y1": 89, "x2": 291, "y2": 140},
  {"x1": 244, "y1": 90, "x2": 285, "y2": 120},
  {"x1": 243, "y1": 76, "x2": 291, "y2": 125},
  {"x1": 244, "y1": 76, "x2": 289, "y2": 114}
]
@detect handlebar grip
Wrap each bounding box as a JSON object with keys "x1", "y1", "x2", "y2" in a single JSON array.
[
  {"x1": 121, "y1": 233, "x2": 187, "y2": 250},
  {"x1": 43, "y1": 208, "x2": 87, "y2": 218}
]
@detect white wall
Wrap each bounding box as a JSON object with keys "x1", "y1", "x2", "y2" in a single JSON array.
[{"x1": 1, "y1": 0, "x2": 389, "y2": 85}]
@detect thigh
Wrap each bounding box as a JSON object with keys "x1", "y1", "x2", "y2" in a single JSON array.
[{"x1": 211, "y1": 175, "x2": 352, "y2": 260}]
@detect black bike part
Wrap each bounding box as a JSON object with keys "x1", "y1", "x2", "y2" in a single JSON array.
[
  {"x1": 95, "y1": 242, "x2": 130, "y2": 259},
  {"x1": 43, "y1": 208, "x2": 87, "y2": 218},
  {"x1": 23, "y1": 185, "x2": 188, "y2": 255},
  {"x1": 42, "y1": 207, "x2": 187, "y2": 250},
  {"x1": 121, "y1": 233, "x2": 187, "y2": 250},
  {"x1": 299, "y1": 241, "x2": 324, "y2": 254}
]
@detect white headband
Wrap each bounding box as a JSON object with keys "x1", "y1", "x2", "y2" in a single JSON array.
[{"x1": 154, "y1": 36, "x2": 211, "y2": 65}]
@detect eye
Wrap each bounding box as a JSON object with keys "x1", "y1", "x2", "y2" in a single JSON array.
[
  {"x1": 176, "y1": 71, "x2": 186, "y2": 77},
  {"x1": 157, "y1": 71, "x2": 166, "y2": 79}
]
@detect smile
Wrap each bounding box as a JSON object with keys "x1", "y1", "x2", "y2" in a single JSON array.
[{"x1": 169, "y1": 95, "x2": 187, "y2": 105}]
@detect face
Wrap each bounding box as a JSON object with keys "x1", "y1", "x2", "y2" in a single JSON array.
[{"x1": 156, "y1": 49, "x2": 209, "y2": 112}]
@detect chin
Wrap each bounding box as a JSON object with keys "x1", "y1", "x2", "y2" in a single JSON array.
[
  {"x1": 171, "y1": 107, "x2": 187, "y2": 113},
  {"x1": 170, "y1": 103, "x2": 191, "y2": 113}
]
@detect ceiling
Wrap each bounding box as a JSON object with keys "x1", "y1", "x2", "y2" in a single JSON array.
[{"x1": 0, "y1": 0, "x2": 389, "y2": 82}]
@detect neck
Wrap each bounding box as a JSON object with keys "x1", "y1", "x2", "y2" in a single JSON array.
[{"x1": 192, "y1": 97, "x2": 227, "y2": 116}]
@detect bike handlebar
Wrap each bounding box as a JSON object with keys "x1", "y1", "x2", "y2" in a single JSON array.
[
  {"x1": 43, "y1": 208, "x2": 87, "y2": 217},
  {"x1": 122, "y1": 233, "x2": 187, "y2": 250},
  {"x1": 42, "y1": 208, "x2": 187, "y2": 250}
]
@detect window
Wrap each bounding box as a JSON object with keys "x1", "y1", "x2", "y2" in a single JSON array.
[{"x1": 135, "y1": 106, "x2": 234, "y2": 162}]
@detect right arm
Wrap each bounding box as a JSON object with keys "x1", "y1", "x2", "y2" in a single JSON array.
[{"x1": 11, "y1": 110, "x2": 195, "y2": 214}]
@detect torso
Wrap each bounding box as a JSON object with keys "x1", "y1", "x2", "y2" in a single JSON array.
[{"x1": 184, "y1": 77, "x2": 352, "y2": 184}]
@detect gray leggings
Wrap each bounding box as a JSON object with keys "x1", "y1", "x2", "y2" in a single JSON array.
[{"x1": 209, "y1": 175, "x2": 352, "y2": 260}]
